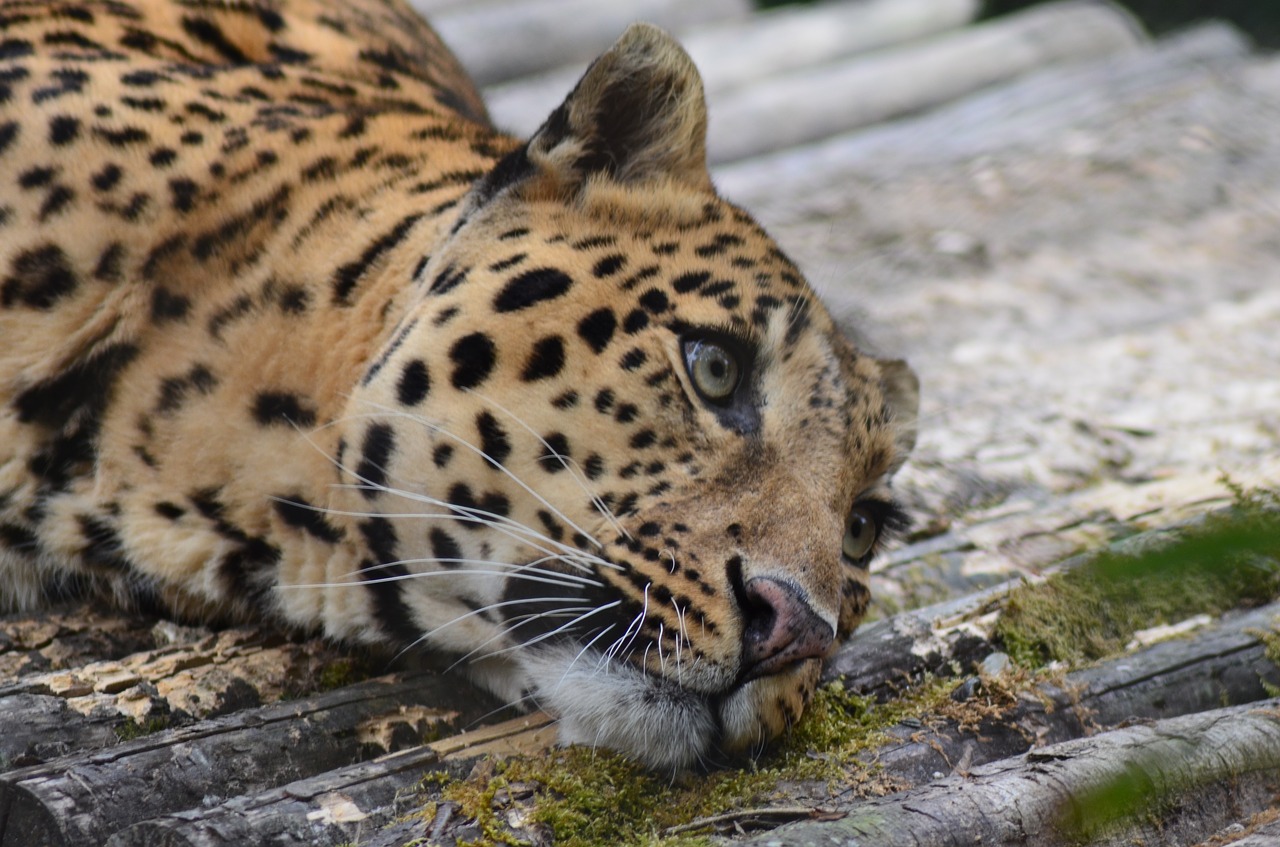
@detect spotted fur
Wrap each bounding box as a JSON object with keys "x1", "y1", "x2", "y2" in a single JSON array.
[{"x1": 0, "y1": 0, "x2": 919, "y2": 769}]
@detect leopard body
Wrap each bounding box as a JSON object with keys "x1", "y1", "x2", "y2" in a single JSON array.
[{"x1": 0, "y1": 0, "x2": 918, "y2": 768}]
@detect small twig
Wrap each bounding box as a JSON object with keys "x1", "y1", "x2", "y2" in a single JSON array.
[{"x1": 661, "y1": 806, "x2": 844, "y2": 836}]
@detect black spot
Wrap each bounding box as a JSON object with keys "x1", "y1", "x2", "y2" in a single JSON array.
[
  {"x1": 91, "y1": 163, "x2": 122, "y2": 192},
  {"x1": 156, "y1": 364, "x2": 217, "y2": 415},
  {"x1": 623, "y1": 309, "x2": 649, "y2": 333},
  {"x1": 583, "y1": 454, "x2": 605, "y2": 480},
  {"x1": 207, "y1": 293, "x2": 253, "y2": 340},
  {"x1": 449, "y1": 332, "x2": 496, "y2": 390},
  {"x1": 2, "y1": 244, "x2": 79, "y2": 309},
  {"x1": 639, "y1": 289, "x2": 669, "y2": 313},
  {"x1": 77, "y1": 514, "x2": 129, "y2": 571},
  {"x1": 154, "y1": 501, "x2": 185, "y2": 521},
  {"x1": 150, "y1": 286, "x2": 190, "y2": 323},
  {"x1": 536, "y1": 510, "x2": 565, "y2": 542},
  {"x1": 274, "y1": 496, "x2": 344, "y2": 543},
  {"x1": 277, "y1": 284, "x2": 309, "y2": 313},
  {"x1": 429, "y1": 527, "x2": 462, "y2": 566},
  {"x1": 493, "y1": 268, "x2": 572, "y2": 313},
  {"x1": 476, "y1": 411, "x2": 511, "y2": 468},
  {"x1": 359, "y1": 517, "x2": 398, "y2": 566},
  {"x1": 432, "y1": 443, "x2": 454, "y2": 468},
  {"x1": 252, "y1": 391, "x2": 317, "y2": 427},
  {"x1": 331, "y1": 213, "x2": 422, "y2": 304},
  {"x1": 93, "y1": 242, "x2": 125, "y2": 283},
  {"x1": 577, "y1": 308, "x2": 616, "y2": 354},
  {"x1": 0, "y1": 121, "x2": 19, "y2": 155},
  {"x1": 615, "y1": 403, "x2": 639, "y2": 424},
  {"x1": 39, "y1": 185, "x2": 75, "y2": 221},
  {"x1": 592, "y1": 254, "x2": 626, "y2": 278},
  {"x1": 0, "y1": 39, "x2": 34, "y2": 61},
  {"x1": 672, "y1": 271, "x2": 709, "y2": 294},
  {"x1": 396, "y1": 359, "x2": 431, "y2": 406},
  {"x1": 18, "y1": 166, "x2": 56, "y2": 189},
  {"x1": 181, "y1": 15, "x2": 249, "y2": 64},
  {"x1": 539, "y1": 432, "x2": 571, "y2": 473},
  {"x1": 355, "y1": 423, "x2": 395, "y2": 498},
  {"x1": 594, "y1": 389, "x2": 615, "y2": 413},
  {"x1": 93, "y1": 126, "x2": 150, "y2": 147},
  {"x1": 169, "y1": 177, "x2": 199, "y2": 212},
  {"x1": 488, "y1": 253, "x2": 525, "y2": 273},
  {"x1": 630, "y1": 430, "x2": 657, "y2": 449},
  {"x1": 428, "y1": 263, "x2": 467, "y2": 295},
  {"x1": 551, "y1": 390, "x2": 579, "y2": 410},
  {"x1": 149, "y1": 147, "x2": 177, "y2": 167},
  {"x1": 48, "y1": 115, "x2": 79, "y2": 145},
  {"x1": 520, "y1": 336, "x2": 564, "y2": 382},
  {"x1": 446, "y1": 484, "x2": 511, "y2": 531},
  {"x1": 620, "y1": 348, "x2": 647, "y2": 371}
]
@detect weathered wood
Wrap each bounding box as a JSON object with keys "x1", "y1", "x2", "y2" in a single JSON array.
[
  {"x1": 0, "y1": 624, "x2": 383, "y2": 773},
  {"x1": 859, "y1": 601, "x2": 1280, "y2": 790},
  {"x1": 485, "y1": 0, "x2": 980, "y2": 136},
  {"x1": 102, "y1": 714, "x2": 555, "y2": 847},
  {"x1": 706, "y1": 0, "x2": 1144, "y2": 163},
  {"x1": 742, "y1": 700, "x2": 1280, "y2": 847},
  {"x1": 432, "y1": 0, "x2": 749, "y2": 87},
  {"x1": 714, "y1": 21, "x2": 1249, "y2": 200},
  {"x1": 0, "y1": 672, "x2": 496, "y2": 847}
]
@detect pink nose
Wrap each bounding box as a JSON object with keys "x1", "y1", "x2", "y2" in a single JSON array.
[{"x1": 740, "y1": 577, "x2": 834, "y2": 680}]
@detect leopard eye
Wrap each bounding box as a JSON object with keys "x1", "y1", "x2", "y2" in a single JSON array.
[
  {"x1": 842, "y1": 506, "x2": 878, "y2": 563},
  {"x1": 683, "y1": 339, "x2": 740, "y2": 403}
]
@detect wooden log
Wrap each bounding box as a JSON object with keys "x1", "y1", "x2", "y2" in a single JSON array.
[
  {"x1": 714, "y1": 21, "x2": 1250, "y2": 201},
  {"x1": 102, "y1": 714, "x2": 555, "y2": 847},
  {"x1": 433, "y1": 0, "x2": 750, "y2": 87},
  {"x1": 1209, "y1": 815, "x2": 1280, "y2": 847},
  {"x1": 0, "y1": 625, "x2": 384, "y2": 772},
  {"x1": 742, "y1": 699, "x2": 1280, "y2": 847},
  {"x1": 485, "y1": 0, "x2": 980, "y2": 137},
  {"x1": 0, "y1": 672, "x2": 496, "y2": 847},
  {"x1": 706, "y1": 0, "x2": 1145, "y2": 164},
  {"x1": 0, "y1": 694, "x2": 129, "y2": 772},
  {"x1": 861, "y1": 601, "x2": 1280, "y2": 788}
]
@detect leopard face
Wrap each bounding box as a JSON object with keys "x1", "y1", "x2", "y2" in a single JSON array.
[
  {"x1": 0, "y1": 1, "x2": 917, "y2": 770},
  {"x1": 333, "y1": 29, "x2": 919, "y2": 767}
]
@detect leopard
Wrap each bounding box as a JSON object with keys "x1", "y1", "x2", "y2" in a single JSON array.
[{"x1": 0, "y1": 0, "x2": 919, "y2": 770}]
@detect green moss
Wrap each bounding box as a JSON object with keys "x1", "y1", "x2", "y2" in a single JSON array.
[
  {"x1": 114, "y1": 714, "x2": 170, "y2": 741},
  {"x1": 429, "y1": 679, "x2": 956, "y2": 847},
  {"x1": 995, "y1": 491, "x2": 1280, "y2": 669}
]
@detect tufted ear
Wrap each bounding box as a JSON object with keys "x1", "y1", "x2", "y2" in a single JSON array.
[
  {"x1": 878, "y1": 358, "x2": 919, "y2": 474},
  {"x1": 475, "y1": 24, "x2": 711, "y2": 204}
]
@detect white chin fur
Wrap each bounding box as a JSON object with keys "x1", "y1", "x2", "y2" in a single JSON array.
[{"x1": 520, "y1": 645, "x2": 717, "y2": 770}]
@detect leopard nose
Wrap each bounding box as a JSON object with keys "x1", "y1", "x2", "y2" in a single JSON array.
[{"x1": 739, "y1": 577, "x2": 834, "y2": 680}]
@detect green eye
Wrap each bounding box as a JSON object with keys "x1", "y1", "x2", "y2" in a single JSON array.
[
  {"x1": 842, "y1": 506, "x2": 878, "y2": 563},
  {"x1": 684, "y1": 339, "x2": 740, "y2": 402}
]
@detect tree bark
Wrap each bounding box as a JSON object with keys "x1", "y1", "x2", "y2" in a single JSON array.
[
  {"x1": 742, "y1": 699, "x2": 1280, "y2": 847},
  {"x1": 856, "y1": 602, "x2": 1280, "y2": 791},
  {"x1": 0, "y1": 672, "x2": 496, "y2": 847},
  {"x1": 102, "y1": 714, "x2": 555, "y2": 847}
]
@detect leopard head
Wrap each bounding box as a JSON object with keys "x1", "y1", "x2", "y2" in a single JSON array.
[{"x1": 338, "y1": 24, "x2": 919, "y2": 769}]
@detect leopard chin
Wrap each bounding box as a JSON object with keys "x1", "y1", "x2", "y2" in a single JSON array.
[{"x1": 507, "y1": 645, "x2": 820, "y2": 770}]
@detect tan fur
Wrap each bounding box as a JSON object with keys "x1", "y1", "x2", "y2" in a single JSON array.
[{"x1": 0, "y1": 0, "x2": 917, "y2": 768}]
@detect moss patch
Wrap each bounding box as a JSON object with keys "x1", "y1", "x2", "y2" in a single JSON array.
[
  {"x1": 995, "y1": 491, "x2": 1280, "y2": 669},
  {"x1": 429, "y1": 679, "x2": 955, "y2": 847}
]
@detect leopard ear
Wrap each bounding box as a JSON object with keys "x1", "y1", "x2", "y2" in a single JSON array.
[
  {"x1": 479, "y1": 24, "x2": 711, "y2": 202},
  {"x1": 877, "y1": 358, "x2": 919, "y2": 474}
]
